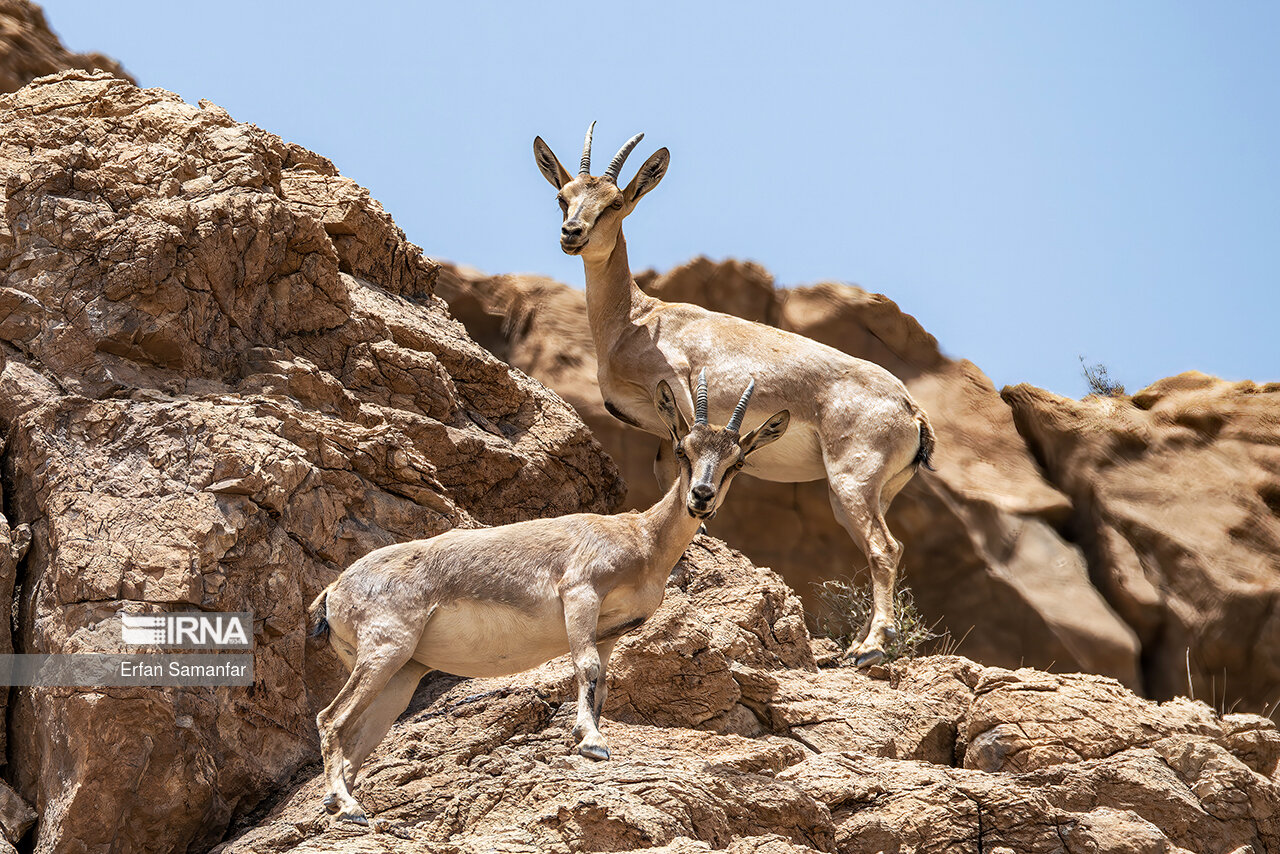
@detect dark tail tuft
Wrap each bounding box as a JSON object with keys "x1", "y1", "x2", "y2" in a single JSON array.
[
  {"x1": 308, "y1": 586, "x2": 331, "y2": 640},
  {"x1": 913, "y1": 408, "x2": 937, "y2": 472}
]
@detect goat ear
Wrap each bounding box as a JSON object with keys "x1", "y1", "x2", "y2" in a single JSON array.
[
  {"x1": 653, "y1": 380, "x2": 689, "y2": 441},
  {"x1": 624, "y1": 148, "x2": 669, "y2": 204},
  {"x1": 533, "y1": 136, "x2": 571, "y2": 189},
  {"x1": 742, "y1": 410, "x2": 790, "y2": 456}
]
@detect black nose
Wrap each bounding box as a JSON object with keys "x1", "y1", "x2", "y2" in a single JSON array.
[
  {"x1": 691, "y1": 484, "x2": 714, "y2": 502},
  {"x1": 561, "y1": 224, "x2": 584, "y2": 238}
]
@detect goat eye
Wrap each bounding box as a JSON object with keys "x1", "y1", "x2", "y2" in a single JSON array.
[
  {"x1": 611, "y1": 198, "x2": 623, "y2": 210},
  {"x1": 674, "y1": 444, "x2": 687, "y2": 458},
  {"x1": 557, "y1": 197, "x2": 568, "y2": 211}
]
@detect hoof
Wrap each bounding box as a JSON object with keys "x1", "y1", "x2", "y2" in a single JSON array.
[
  {"x1": 322, "y1": 793, "x2": 339, "y2": 814},
  {"x1": 577, "y1": 742, "x2": 611, "y2": 761},
  {"x1": 851, "y1": 647, "x2": 884, "y2": 669},
  {"x1": 337, "y1": 807, "x2": 369, "y2": 826}
]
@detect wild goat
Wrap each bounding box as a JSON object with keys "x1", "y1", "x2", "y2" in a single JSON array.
[
  {"x1": 310, "y1": 373, "x2": 788, "y2": 825},
  {"x1": 533, "y1": 124, "x2": 935, "y2": 667}
]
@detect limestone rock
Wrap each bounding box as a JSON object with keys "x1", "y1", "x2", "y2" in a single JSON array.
[
  {"x1": 1004, "y1": 375, "x2": 1280, "y2": 711},
  {"x1": 221, "y1": 547, "x2": 1280, "y2": 854},
  {"x1": 0, "y1": 71, "x2": 621, "y2": 854},
  {"x1": 435, "y1": 260, "x2": 1140, "y2": 687},
  {"x1": 0, "y1": 0, "x2": 132, "y2": 94}
]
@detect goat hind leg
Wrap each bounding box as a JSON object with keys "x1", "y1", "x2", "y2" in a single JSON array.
[
  {"x1": 316, "y1": 645, "x2": 417, "y2": 825},
  {"x1": 343, "y1": 660, "x2": 431, "y2": 791},
  {"x1": 827, "y1": 474, "x2": 903, "y2": 668}
]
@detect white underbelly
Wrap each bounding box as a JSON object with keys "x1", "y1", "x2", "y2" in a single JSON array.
[
  {"x1": 416, "y1": 599, "x2": 570, "y2": 678},
  {"x1": 741, "y1": 428, "x2": 827, "y2": 482}
]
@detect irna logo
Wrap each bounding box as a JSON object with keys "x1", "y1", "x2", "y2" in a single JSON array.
[{"x1": 118, "y1": 611, "x2": 253, "y2": 649}]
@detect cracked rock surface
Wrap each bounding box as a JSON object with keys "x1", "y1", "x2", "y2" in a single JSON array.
[
  {"x1": 222, "y1": 540, "x2": 1280, "y2": 854},
  {"x1": 0, "y1": 70, "x2": 621, "y2": 853}
]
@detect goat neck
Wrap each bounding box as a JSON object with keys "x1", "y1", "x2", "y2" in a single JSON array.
[
  {"x1": 638, "y1": 472, "x2": 705, "y2": 577},
  {"x1": 581, "y1": 231, "x2": 658, "y2": 355}
]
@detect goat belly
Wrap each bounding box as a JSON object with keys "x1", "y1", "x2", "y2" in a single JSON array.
[{"x1": 413, "y1": 598, "x2": 569, "y2": 678}]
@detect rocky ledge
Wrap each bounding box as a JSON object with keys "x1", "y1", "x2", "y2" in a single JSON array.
[{"x1": 222, "y1": 537, "x2": 1280, "y2": 854}]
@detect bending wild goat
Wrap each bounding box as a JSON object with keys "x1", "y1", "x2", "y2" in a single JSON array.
[{"x1": 310, "y1": 372, "x2": 789, "y2": 825}]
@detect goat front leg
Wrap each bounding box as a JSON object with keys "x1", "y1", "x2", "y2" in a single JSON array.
[{"x1": 562, "y1": 586, "x2": 610, "y2": 760}]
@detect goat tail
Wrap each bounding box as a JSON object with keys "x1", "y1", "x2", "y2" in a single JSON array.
[
  {"x1": 307, "y1": 584, "x2": 333, "y2": 641},
  {"x1": 912, "y1": 403, "x2": 937, "y2": 472}
]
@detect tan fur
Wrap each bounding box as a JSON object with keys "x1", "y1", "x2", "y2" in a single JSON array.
[
  {"x1": 313, "y1": 379, "x2": 787, "y2": 825},
  {"x1": 534, "y1": 128, "x2": 937, "y2": 668}
]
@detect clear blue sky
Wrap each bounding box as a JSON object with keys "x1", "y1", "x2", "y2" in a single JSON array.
[{"x1": 45, "y1": 2, "x2": 1278, "y2": 396}]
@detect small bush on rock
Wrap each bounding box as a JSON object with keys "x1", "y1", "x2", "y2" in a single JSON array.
[{"x1": 811, "y1": 577, "x2": 939, "y2": 662}]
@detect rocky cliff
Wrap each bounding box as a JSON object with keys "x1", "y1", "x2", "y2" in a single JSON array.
[
  {"x1": 1005, "y1": 375, "x2": 1280, "y2": 713},
  {"x1": 0, "y1": 69, "x2": 620, "y2": 853}
]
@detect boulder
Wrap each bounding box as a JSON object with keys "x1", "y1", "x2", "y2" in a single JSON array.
[
  {"x1": 0, "y1": 71, "x2": 622, "y2": 854},
  {"x1": 435, "y1": 260, "x2": 1141, "y2": 688},
  {"x1": 1004, "y1": 375, "x2": 1280, "y2": 711}
]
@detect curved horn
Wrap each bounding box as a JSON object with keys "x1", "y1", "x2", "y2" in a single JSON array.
[
  {"x1": 580, "y1": 121, "x2": 596, "y2": 175},
  {"x1": 726, "y1": 378, "x2": 756, "y2": 433},
  {"x1": 603, "y1": 132, "x2": 644, "y2": 183},
  {"x1": 695, "y1": 369, "x2": 708, "y2": 425}
]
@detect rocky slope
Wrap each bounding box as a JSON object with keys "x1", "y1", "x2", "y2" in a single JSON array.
[
  {"x1": 0, "y1": 0, "x2": 132, "y2": 93},
  {"x1": 1005, "y1": 374, "x2": 1280, "y2": 713},
  {"x1": 436, "y1": 262, "x2": 1143, "y2": 691},
  {"x1": 0, "y1": 70, "x2": 621, "y2": 854},
  {"x1": 221, "y1": 538, "x2": 1280, "y2": 854}
]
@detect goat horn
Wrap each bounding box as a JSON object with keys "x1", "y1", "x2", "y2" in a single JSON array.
[
  {"x1": 603, "y1": 132, "x2": 644, "y2": 183},
  {"x1": 695, "y1": 369, "x2": 708, "y2": 425},
  {"x1": 726, "y1": 378, "x2": 756, "y2": 433},
  {"x1": 580, "y1": 121, "x2": 596, "y2": 175}
]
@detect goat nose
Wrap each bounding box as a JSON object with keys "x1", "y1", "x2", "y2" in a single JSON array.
[
  {"x1": 562, "y1": 223, "x2": 584, "y2": 237},
  {"x1": 691, "y1": 484, "x2": 714, "y2": 502}
]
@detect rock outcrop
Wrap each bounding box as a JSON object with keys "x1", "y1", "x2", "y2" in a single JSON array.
[
  {"x1": 0, "y1": 71, "x2": 621, "y2": 853},
  {"x1": 1005, "y1": 374, "x2": 1280, "y2": 711},
  {"x1": 435, "y1": 261, "x2": 1142, "y2": 690},
  {"x1": 222, "y1": 538, "x2": 1280, "y2": 854},
  {"x1": 0, "y1": 0, "x2": 132, "y2": 93}
]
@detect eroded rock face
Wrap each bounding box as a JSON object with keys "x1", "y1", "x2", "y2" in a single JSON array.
[
  {"x1": 435, "y1": 260, "x2": 1141, "y2": 688},
  {"x1": 0, "y1": 71, "x2": 621, "y2": 853},
  {"x1": 0, "y1": 0, "x2": 132, "y2": 94},
  {"x1": 222, "y1": 549, "x2": 1280, "y2": 854},
  {"x1": 1004, "y1": 375, "x2": 1280, "y2": 711}
]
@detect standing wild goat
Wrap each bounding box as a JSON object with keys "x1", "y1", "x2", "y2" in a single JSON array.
[
  {"x1": 310, "y1": 373, "x2": 788, "y2": 825},
  {"x1": 533, "y1": 124, "x2": 936, "y2": 667}
]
